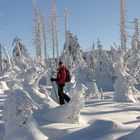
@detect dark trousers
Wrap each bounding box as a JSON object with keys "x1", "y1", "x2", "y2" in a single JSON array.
[{"x1": 58, "y1": 84, "x2": 70, "y2": 105}]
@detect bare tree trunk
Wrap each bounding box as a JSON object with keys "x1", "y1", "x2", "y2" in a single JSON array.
[
  {"x1": 51, "y1": 0, "x2": 59, "y2": 67},
  {"x1": 120, "y1": 0, "x2": 127, "y2": 53}
]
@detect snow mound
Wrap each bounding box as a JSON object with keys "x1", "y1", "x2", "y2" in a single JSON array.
[
  {"x1": 3, "y1": 89, "x2": 37, "y2": 122},
  {"x1": 40, "y1": 84, "x2": 87, "y2": 124},
  {"x1": 2, "y1": 89, "x2": 48, "y2": 140},
  {"x1": 0, "y1": 81, "x2": 9, "y2": 94},
  {"x1": 3, "y1": 119, "x2": 48, "y2": 140},
  {"x1": 90, "y1": 119, "x2": 125, "y2": 130},
  {"x1": 117, "y1": 125, "x2": 140, "y2": 140},
  {"x1": 56, "y1": 119, "x2": 128, "y2": 140}
]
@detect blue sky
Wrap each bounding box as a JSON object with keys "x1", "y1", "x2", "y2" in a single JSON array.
[{"x1": 0, "y1": 0, "x2": 140, "y2": 57}]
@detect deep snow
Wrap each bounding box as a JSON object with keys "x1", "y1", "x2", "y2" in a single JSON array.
[{"x1": 0, "y1": 90, "x2": 140, "y2": 140}]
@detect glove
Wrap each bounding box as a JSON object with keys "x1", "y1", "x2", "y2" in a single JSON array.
[
  {"x1": 50, "y1": 78, "x2": 54, "y2": 81},
  {"x1": 50, "y1": 78, "x2": 56, "y2": 81}
]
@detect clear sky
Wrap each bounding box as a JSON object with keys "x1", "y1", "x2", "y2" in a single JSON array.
[{"x1": 0, "y1": 0, "x2": 140, "y2": 57}]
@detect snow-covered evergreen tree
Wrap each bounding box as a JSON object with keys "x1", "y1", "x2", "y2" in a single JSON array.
[
  {"x1": 95, "y1": 40, "x2": 115, "y2": 90},
  {"x1": 61, "y1": 31, "x2": 87, "y2": 70},
  {"x1": 15, "y1": 67, "x2": 58, "y2": 108},
  {"x1": 84, "y1": 42, "x2": 96, "y2": 69},
  {"x1": 3, "y1": 89, "x2": 48, "y2": 140},
  {"x1": 85, "y1": 80, "x2": 101, "y2": 99},
  {"x1": 113, "y1": 62, "x2": 139, "y2": 103},
  {"x1": 84, "y1": 39, "x2": 115, "y2": 91},
  {"x1": 40, "y1": 84, "x2": 87, "y2": 124},
  {"x1": 12, "y1": 36, "x2": 31, "y2": 70}
]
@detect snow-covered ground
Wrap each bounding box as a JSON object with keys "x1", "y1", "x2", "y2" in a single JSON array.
[
  {"x1": 0, "y1": 91, "x2": 140, "y2": 140},
  {"x1": 0, "y1": 25, "x2": 140, "y2": 140}
]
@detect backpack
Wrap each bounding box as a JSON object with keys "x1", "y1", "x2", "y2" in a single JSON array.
[{"x1": 65, "y1": 69, "x2": 71, "y2": 82}]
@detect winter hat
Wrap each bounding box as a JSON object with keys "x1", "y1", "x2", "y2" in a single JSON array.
[{"x1": 59, "y1": 61, "x2": 63, "y2": 65}]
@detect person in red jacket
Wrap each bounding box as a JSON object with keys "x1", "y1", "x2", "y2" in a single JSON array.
[{"x1": 51, "y1": 61, "x2": 70, "y2": 105}]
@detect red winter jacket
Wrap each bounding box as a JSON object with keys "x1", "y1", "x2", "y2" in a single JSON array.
[{"x1": 56, "y1": 65, "x2": 66, "y2": 85}]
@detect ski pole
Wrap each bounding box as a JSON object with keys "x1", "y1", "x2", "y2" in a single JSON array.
[{"x1": 51, "y1": 81, "x2": 59, "y2": 103}]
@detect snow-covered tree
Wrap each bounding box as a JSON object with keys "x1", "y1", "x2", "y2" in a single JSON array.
[
  {"x1": 131, "y1": 18, "x2": 140, "y2": 50},
  {"x1": 85, "y1": 41, "x2": 96, "y2": 69},
  {"x1": 85, "y1": 80, "x2": 102, "y2": 99},
  {"x1": 51, "y1": 0, "x2": 59, "y2": 67},
  {"x1": 95, "y1": 40, "x2": 115, "y2": 90},
  {"x1": 33, "y1": 0, "x2": 42, "y2": 61},
  {"x1": 84, "y1": 39, "x2": 115, "y2": 91},
  {"x1": 0, "y1": 45, "x2": 11, "y2": 71},
  {"x1": 15, "y1": 67, "x2": 58, "y2": 108},
  {"x1": 61, "y1": 31, "x2": 87, "y2": 70},
  {"x1": 3, "y1": 89, "x2": 48, "y2": 140},
  {"x1": 12, "y1": 36, "x2": 31, "y2": 70},
  {"x1": 40, "y1": 84, "x2": 87, "y2": 124},
  {"x1": 40, "y1": 7, "x2": 48, "y2": 64},
  {"x1": 113, "y1": 62, "x2": 139, "y2": 103}
]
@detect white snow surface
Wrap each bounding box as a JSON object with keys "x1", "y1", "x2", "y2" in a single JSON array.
[
  {"x1": 0, "y1": 65, "x2": 140, "y2": 140},
  {"x1": 0, "y1": 89, "x2": 140, "y2": 139}
]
